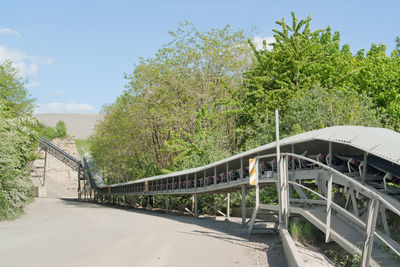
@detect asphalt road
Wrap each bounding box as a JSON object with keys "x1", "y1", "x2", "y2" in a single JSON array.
[{"x1": 0, "y1": 198, "x2": 287, "y2": 267}]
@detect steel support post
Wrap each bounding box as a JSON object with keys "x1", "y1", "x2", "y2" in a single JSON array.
[
  {"x1": 226, "y1": 163, "x2": 229, "y2": 184},
  {"x1": 165, "y1": 195, "x2": 169, "y2": 214},
  {"x1": 43, "y1": 150, "x2": 47, "y2": 185},
  {"x1": 227, "y1": 193, "x2": 230, "y2": 219},
  {"x1": 380, "y1": 205, "x2": 390, "y2": 236},
  {"x1": 248, "y1": 157, "x2": 259, "y2": 234},
  {"x1": 290, "y1": 145, "x2": 295, "y2": 199},
  {"x1": 326, "y1": 174, "x2": 333, "y2": 243},
  {"x1": 192, "y1": 195, "x2": 194, "y2": 214},
  {"x1": 78, "y1": 169, "x2": 81, "y2": 200},
  {"x1": 214, "y1": 167, "x2": 217, "y2": 186},
  {"x1": 328, "y1": 142, "x2": 332, "y2": 167},
  {"x1": 240, "y1": 158, "x2": 243, "y2": 180},
  {"x1": 280, "y1": 156, "x2": 289, "y2": 226},
  {"x1": 194, "y1": 194, "x2": 198, "y2": 217},
  {"x1": 362, "y1": 152, "x2": 368, "y2": 184},
  {"x1": 275, "y1": 109, "x2": 283, "y2": 225},
  {"x1": 361, "y1": 197, "x2": 379, "y2": 267},
  {"x1": 241, "y1": 184, "x2": 246, "y2": 225}
]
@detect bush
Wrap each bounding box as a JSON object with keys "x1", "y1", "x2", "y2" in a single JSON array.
[
  {"x1": 37, "y1": 120, "x2": 67, "y2": 140},
  {"x1": 0, "y1": 102, "x2": 37, "y2": 219}
]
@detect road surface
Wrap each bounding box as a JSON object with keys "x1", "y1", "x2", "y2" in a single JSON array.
[{"x1": 0, "y1": 197, "x2": 287, "y2": 267}]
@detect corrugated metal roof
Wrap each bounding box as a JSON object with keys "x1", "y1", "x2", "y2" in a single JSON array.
[{"x1": 132, "y1": 126, "x2": 400, "y2": 183}]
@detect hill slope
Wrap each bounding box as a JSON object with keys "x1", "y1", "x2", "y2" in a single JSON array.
[{"x1": 34, "y1": 113, "x2": 103, "y2": 139}]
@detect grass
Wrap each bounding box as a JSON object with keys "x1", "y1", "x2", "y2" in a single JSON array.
[
  {"x1": 289, "y1": 217, "x2": 318, "y2": 244},
  {"x1": 289, "y1": 216, "x2": 362, "y2": 266},
  {"x1": 74, "y1": 138, "x2": 91, "y2": 156}
]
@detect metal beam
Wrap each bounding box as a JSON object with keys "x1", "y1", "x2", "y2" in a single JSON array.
[
  {"x1": 165, "y1": 195, "x2": 169, "y2": 214},
  {"x1": 241, "y1": 185, "x2": 246, "y2": 225},
  {"x1": 227, "y1": 193, "x2": 230, "y2": 219},
  {"x1": 361, "y1": 197, "x2": 379, "y2": 267},
  {"x1": 361, "y1": 152, "x2": 368, "y2": 184},
  {"x1": 326, "y1": 174, "x2": 332, "y2": 243},
  {"x1": 194, "y1": 194, "x2": 198, "y2": 217}
]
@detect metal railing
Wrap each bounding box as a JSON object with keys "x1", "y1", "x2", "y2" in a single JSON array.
[{"x1": 278, "y1": 153, "x2": 400, "y2": 266}]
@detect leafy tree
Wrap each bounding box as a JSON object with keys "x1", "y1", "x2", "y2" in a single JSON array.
[
  {"x1": 0, "y1": 61, "x2": 34, "y2": 116},
  {"x1": 55, "y1": 120, "x2": 67, "y2": 138},
  {"x1": 37, "y1": 120, "x2": 67, "y2": 140},
  {"x1": 353, "y1": 43, "x2": 400, "y2": 129},
  {"x1": 0, "y1": 61, "x2": 38, "y2": 219},
  {"x1": 91, "y1": 22, "x2": 251, "y2": 182},
  {"x1": 227, "y1": 12, "x2": 397, "y2": 149},
  {"x1": 282, "y1": 85, "x2": 381, "y2": 135}
]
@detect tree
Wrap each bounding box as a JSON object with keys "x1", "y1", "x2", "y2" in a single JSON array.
[
  {"x1": 0, "y1": 99, "x2": 37, "y2": 218},
  {"x1": 282, "y1": 86, "x2": 381, "y2": 135},
  {"x1": 91, "y1": 22, "x2": 251, "y2": 182},
  {"x1": 0, "y1": 61, "x2": 34, "y2": 116},
  {"x1": 353, "y1": 43, "x2": 400, "y2": 130},
  {"x1": 227, "y1": 12, "x2": 392, "y2": 149},
  {"x1": 55, "y1": 120, "x2": 67, "y2": 138}
]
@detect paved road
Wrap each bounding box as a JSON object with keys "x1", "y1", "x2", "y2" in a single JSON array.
[{"x1": 0, "y1": 198, "x2": 287, "y2": 267}]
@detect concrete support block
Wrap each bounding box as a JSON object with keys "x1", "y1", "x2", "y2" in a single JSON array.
[{"x1": 35, "y1": 186, "x2": 47, "y2": 198}]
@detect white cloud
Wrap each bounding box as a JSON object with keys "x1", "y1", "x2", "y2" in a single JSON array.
[
  {"x1": 25, "y1": 81, "x2": 40, "y2": 88},
  {"x1": 0, "y1": 45, "x2": 53, "y2": 77},
  {"x1": 0, "y1": 28, "x2": 20, "y2": 37},
  {"x1": 252, "y1": 36, "x2": 275, "y2": 51},
  {"x1": 35, "y1": 102, "x2": 96, "y2": 114}
]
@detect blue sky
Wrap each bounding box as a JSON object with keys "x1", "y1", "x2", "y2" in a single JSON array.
[{"x1": 1, "y1": 0, "x2": 399, "y2": 113}]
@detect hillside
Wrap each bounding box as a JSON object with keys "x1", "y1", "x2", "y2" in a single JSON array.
[{"x1": 34, "y1": 113, "x2": 103, "y2": 139}]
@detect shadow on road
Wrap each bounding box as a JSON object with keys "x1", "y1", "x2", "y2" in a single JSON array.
[{"x1": 59, "y1": 197, "x2": 288, "y2": 266}]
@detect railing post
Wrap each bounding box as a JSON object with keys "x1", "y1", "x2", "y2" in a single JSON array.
[
  {"x1": 326, "y1": 173, "x2": 333, "y2": 243},
  {"x1": 361, "y1": 197, "x2": 379, "y2": 267}
]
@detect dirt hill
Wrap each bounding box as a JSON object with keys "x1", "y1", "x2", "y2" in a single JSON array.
[{"x1": 34, "y1": 113, "x2": 104, "y2": 139}]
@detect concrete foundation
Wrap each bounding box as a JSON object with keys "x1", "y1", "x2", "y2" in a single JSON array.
[{"x1": 35, "y1": 186, "x2": 47, "y2": 198}]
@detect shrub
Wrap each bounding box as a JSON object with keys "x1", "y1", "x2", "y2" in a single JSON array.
[{"x1": 0, "y1": 102, "x2": 37, "y2": 219}]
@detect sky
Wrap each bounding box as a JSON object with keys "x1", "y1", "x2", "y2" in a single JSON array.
[{"x1": 0, "y1": 0, "x2": 399, "y2": 114}]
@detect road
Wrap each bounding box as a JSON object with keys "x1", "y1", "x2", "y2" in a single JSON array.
[{"x1": 0, "y1": 197, "x2": 287, "y2": 267}]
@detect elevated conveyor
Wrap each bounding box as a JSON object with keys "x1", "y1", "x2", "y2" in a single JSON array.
[{"x1": 40, "y1": 126, "x2": 400, "y2": 267}]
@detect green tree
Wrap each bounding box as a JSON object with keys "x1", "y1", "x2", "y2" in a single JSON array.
[
  {"x1": 227, "y1": 12, "x2": 394, "y2": 149},
  {"x1": 0, "y1": 99, "x2": 37, "y2": 219},
  {"x1": 55, "y1": 120, "x2": 67, "y2": 138},
  {"x1": 0, "y1": 61, "x2": 34, "y2": 116},
  {"x1": 282, "y1": 86, "x2": 381, "y2": 135},
  {"x1": 91, "y1": 22, "x2": 251, "y2": 182}
]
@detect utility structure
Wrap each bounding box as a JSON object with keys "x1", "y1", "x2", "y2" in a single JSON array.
[{"x1": 40, "y1": 123, "x2": 400, "y2": 267}]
